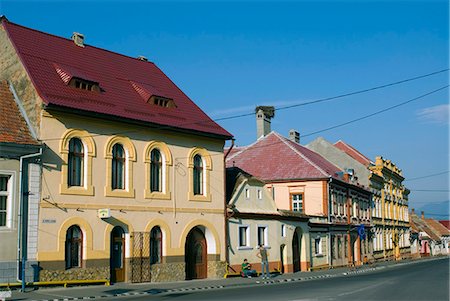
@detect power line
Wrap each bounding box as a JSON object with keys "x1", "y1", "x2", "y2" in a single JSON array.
[
  {"x1": 410, "y1": 189, "x2": 449, "y2": 192},
  {"x1": 215, "y1": 68, "x2": 449, "y2": 122},
  {"x1": 404, "y1": 171, "x2": 449, "y2": 182},
  {"x1": 301, "y1": 85, "x2": 448, "y2": 138},
  {"x1": 40, "y1": 68, "x2": 449, "y2": 142}
]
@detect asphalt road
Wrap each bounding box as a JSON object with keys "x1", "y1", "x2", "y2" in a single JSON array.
[{"x1": 111, "y1": 257, "x2": 449, "y2": 301}]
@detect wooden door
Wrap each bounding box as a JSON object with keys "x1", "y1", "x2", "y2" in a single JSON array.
[
  {"x1": 292, "y1": 232, "x2": 300, "y2": 272},
  {"x1": 111, "y1": 227, "x2": 125, "y2": 282},
  {"x1": 185, "y1": 228, "x2": 207, "y2": 280}
]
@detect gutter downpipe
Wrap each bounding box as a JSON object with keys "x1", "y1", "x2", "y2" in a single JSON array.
[
  {"x1": 17, "y1": 149, "x2": 42, "y2": 292},
  {"x1": 223, "y1": 139, "x2": 235, "y2": 275},
  {"x1": 327, "y1": 177, "x2": 332, "y2": 268}
]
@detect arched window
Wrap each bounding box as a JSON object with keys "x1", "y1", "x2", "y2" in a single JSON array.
[
  {"x1": 112, "y1": 144, "x2": 125, "y2": 189},
  {"x1": 65, "y1": 225, "x2": 82, "y2": 268},
  {"x1": 193, "y1": 154, "x2": 203, "y2": 195},
  {"x1": 150, "y1": 226, "x2": 162, "y2": 264},
  {"x1": 68, "y1": 138, "x2": 84, "y2": 186},
  {"x1": 150, "y1": 149, "x2": 162, "y2": 192}
]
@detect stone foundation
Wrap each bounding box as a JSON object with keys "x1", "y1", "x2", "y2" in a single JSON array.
[
  {"x1": 207, "y1": 261, "x2": 227, "y2": 279},
  {"x1": 150, "y1": 262, "x2": 185, "y2": 282},
  {"x1": 39, "y1": 267, "x2": 109, "y2": 282}
]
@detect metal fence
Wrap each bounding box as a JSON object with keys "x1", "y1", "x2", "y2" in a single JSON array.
[{"x1": 131, "y1": 232, "x2": 151, "y2": 283}]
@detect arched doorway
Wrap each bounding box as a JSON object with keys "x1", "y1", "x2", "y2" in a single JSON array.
[
  {"x1": 110, "y1": 226, "x2": 125, "y2": 282},
  {"x1": 185, "y1": 227, "x2": 207, "y2": 280},
  {"x1": 292, "y1": 231, "x2": 301, "y2": 272}
]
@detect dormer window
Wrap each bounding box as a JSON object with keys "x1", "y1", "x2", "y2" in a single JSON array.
[
  {"x1": 151, "y1": 96, "x2": 174, "y2": 108},
  {"x1": 71, "y1": 78, "x2": 100, "y2": 92},
  {"x1": 130, "y1": 81, "x2": 176, "y2": 108}
]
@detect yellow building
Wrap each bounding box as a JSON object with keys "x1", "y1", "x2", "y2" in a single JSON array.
[
  {"x1": 0, "y1": 17, "x2": 232, "y2": 282},
  {"x1": 370, "y1": 156, "x2": 410, "y2": 260}
]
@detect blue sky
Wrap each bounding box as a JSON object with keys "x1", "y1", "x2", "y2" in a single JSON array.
[{"x1": 1, "y1": 1, "x2": 448, "y2": 218}]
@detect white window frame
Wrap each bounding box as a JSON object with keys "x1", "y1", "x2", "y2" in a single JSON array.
[
  {"x1": 281, "y1": 224, "x2": 286, "y2": 237},
  {"x1": 257, "y1": 189, "x2": 262, "y2": 200},
  {"x1": 257, "y1": 225, "x2": 269, "y2": 247},
  {"x1": 238, "y1": 225, "x2": 251, "y2": 249},
  {"x1": 291, "y1": 193, "x2": 303, "y2": 212},
  {"x1": 314, "y1": 237, "x2": 323, "y2": 255},
  {"x1": 245, "y1": 188, "x2": 250, "y2": 199},
  {"x1": 0, "y1": 171, "x2": 15, "y2": 229}
]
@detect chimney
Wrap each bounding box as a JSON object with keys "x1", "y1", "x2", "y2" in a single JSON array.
[
  {"x1": 137, "y1": 55, "x2": 148, "y2": 62},
  {"x1": 411, "y1": 208, "x2": 415, "y2": 215},
  {"x1": 289, "y1": 129, "x2": 300, "y2": 143},
  {"x1": 71, "y1": 32, "x2": 85, "y2": 47},
  {"x1": 421, "y1": 211, "x2": 425, "y2": 219},
  {"x1": 255, "y1": 106, "x2": 275, "y2": 139}
]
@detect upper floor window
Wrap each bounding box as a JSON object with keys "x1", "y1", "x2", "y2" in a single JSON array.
[
  {"x1": 0, "y1": 175, "x2": 12, "y2": 228},
  {"x1": 188, "y1": 147, "x2": 212, "y2": 202},
  {"x1": 257, "y1": 189, "x2": 262, "y2": 200},
  {"x1": 104, "y1": 136, "x2": 137, "y2": 196},
  {"x1": 65, "y1": 225, "x2": 82, "y2": 269},
  {"x1": 60, "y1": 129, "x2": 96, "y2": 196},
  {"x1": 150, "y1": 226, "x2": 162, "y2": 264},
  {"x1": 144, "y1": 141, "x2": 172, "y2": 200},
  {"x1": 245, "y1": 188, "x2": 250, "y2": 199},
  {"x1": 291, "y1": 194, "x2": 303, "y2": 212},
  {"x1": 150, "y1": 149, "x2": 162, "y2": 192},
  {"x1": 193, "y1": 154, "x2": 204, "y2": 195},
  {"x1": 68, "y1": 138, "x2": 84, "y2": 187},
  {"x1": 112, "y1": 144, "x2": 125, "y2": 190}
]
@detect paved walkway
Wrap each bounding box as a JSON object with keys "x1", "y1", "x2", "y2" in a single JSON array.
[{"x1": 7, "y1": 256, "x2": 446, "y2": 301}]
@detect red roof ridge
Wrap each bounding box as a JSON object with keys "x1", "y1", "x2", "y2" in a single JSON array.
[
  {"x1": 2, "y1": 18, "x2": 157, "y2": 65},
  {"x1": 334, "y1": 140, "x2": 372, "y2": 165},
  {"x1": 225, "y1": 134, "x2": 271, "y2": 162},
  {"x1": 274, "y1": 132, "x2": 330, "y2": 177}
]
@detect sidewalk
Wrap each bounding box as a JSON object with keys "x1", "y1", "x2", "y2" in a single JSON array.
[{"x1": 8, "y1": 256, "x2": 446, "y2": 301}]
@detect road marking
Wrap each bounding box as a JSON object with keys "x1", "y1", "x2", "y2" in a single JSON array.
[{"x1": 337, "y1": 280, "x2": 390, "y2": 297}]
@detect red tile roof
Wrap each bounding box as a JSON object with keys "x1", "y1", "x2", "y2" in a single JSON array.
[
  {"x1": 226, "y1": 132, "x2": 342, "y2": 181},
  {"x1": 439, "y1": 220, "x2": 450, "y2": 230},
  {"x1": 410, "y1": 213, "x2": 442, "y2": 241},
  {"x1": 426, "y1": 219, "x2": 450, "y2": 237},
  {"x1": 2, "y1": 19, "x2": 232, "y2": 139},
  {"x1": 0, "y1": 80, "x2": 39, "y2": 145},
  {"x1": 334, "y1": 140, "x2": 371, "y2": 166}
]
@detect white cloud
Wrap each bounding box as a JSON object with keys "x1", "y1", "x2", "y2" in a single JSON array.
[{"x1": 417, "y1": 104, "x2": 449, "y2": 125}]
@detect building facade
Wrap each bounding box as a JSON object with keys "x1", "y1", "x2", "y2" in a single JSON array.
[
  {"x1": 0, "y1": 17, "x2": 232, "y2": 283},
  {"x1": 0, "y1": 80, "x2": 41, "y2": 283},
  {"x1": 370, "y1": 157, "x2": 410, "y2": 260},
  {"x1": 226, "y1": 108, "x2": 372, "y2": 270},
  {"x1": 226, "y1": 167, "x2": 310, "y2": 275}
]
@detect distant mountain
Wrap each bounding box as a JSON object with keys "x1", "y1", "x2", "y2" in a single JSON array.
[{"x1": 414, "y1": 201, "x2": 450, "y2": 220}]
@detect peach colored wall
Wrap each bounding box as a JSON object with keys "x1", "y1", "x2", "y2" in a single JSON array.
[{"x1": 269, "y1": 181, "x2": 326, "y2": 216}]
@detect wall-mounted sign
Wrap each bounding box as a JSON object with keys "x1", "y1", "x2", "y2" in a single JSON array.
[
  {"x1": 98, "y1": 208, "x2": 111, "y2": 219},
  {"x1": 42, "y1": 219, "x2": 56, "y2": 224}
]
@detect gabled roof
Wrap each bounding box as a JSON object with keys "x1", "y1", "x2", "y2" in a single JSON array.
[
  {"x1": 426, "y1": 219, "x2": 450, "y2": 237},
  {"x1": 226, "y1": 132, "x2": 342, "y2": 182},
  {"x1": 2, "y1": 19, "x2": 232, "y2": 139},
  {"x1": 334, "y1": 140, "x2": 371, "y2": 167},
  {"x1": 0, "y1": 80, "x2": 39, "y2": 146},
  {"x1": 410, "y1": 213, "x2": 441, "y2": 241},
  {"x1": 439, "y1": 220, "x2": 450, "y2": 230}
]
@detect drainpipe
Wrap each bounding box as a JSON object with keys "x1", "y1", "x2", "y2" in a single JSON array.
[
  {"x1": 327, "y1": 177, "x2": 332, "y2": 268},
  {"x1": 223, "y1": 139, "x2": 235, "y2": 271},
  {"x1": 17, "y1": 149, "x2": 42, "y2": 292}
]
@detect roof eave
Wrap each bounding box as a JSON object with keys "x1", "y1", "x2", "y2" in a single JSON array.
[{"x1": 45, "y1": 104, "x2": 233, "y2": 140}]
